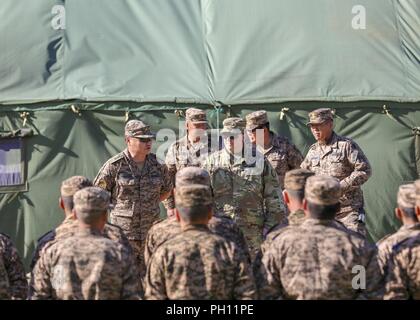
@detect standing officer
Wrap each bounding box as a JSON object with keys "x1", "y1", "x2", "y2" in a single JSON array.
[
  {"x1": 246, "y1": 110, "x2": 303, "y2": 189},
  {"x1": 301, "y1": 108, "x2": 372, "y2": 236},
  {"x1": 94, "y1": 119, "x2": 172, "y2": 278},
  {"x1": 164, "y1": 108, "x2": 217, "y2": 217},
  {"x1": 202, "y1": 117, "x2": 287, "y2": 258}
]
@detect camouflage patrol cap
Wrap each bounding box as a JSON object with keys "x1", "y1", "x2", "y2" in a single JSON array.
[
  {"x1": 415, "y1": 180, "x2": 420, "y2": 204},
  {"x1": 73, "y1": 187, "x2": 111, "y2": 213},
  {"x1": 176, "y1": 167, "x2": 210, "y2": 187},
  {"x1": 175, "y1": 184, "x2": 212, "y2": 207},
  {"x1": 398, "y1": 184, "x2": 416, "y2": 208},
  {"x1": 284, "y1": 169, "x2": 315, "y2": 191},
  {"x1": 307, "y1": 108, "x2": 333, "y2": 126},
  {"x1": 305, "y1": 175, "x2": 341, "y2": 205},
  {"x1": 220, "y1": 117, "x2": 246, "y2": 136},
  {"x1": 186, "y1": 108, "x2": 207, "y2": 124},
  {"x1": 61, "y1": 176, "x2": 92, "y2": 197},
  {"x1": 246, "y1": 110, "x2": 269, "y2": 131},
  {"x1": 125, "y1": 119, "x2": 155, "y2": 138}
]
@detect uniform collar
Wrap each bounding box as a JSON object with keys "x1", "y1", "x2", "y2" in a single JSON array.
[
  {"x1": 181, "y1": 224, "x2": 209, "y2": 232},
  {"x1": 301, "y1": 217, "x2": 337, "y2": 227},
  {"x1": 75, "y1": 227, "x2": 103, "y2": 237},
  {"x1": 400, "y1": 222, "x2": 420, "y2": 232}
]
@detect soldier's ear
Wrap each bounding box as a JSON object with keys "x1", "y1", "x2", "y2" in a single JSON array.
[
  {"x1": 59, "y1": 197, "x2": 64, "y2": 210},
  {"x1": 282, "y1": 190, "x2": 290, "y2": 205},
  {"x1": 416, "y1": 205, "x2": 420, "y2": 219},
  {"x1": 303, "y1": 199, "x2": 309, "y2": 217},
  {"x1": 395, "y1": 208, "x2": 403, "y2": 221}
]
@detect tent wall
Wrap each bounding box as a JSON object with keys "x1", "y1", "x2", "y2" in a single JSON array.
[{"x1": 0, "y1": 102, "x2": 419, "y2": 270}]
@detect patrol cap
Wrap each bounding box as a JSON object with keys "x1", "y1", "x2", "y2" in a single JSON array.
[
  {"x1": 60, "y1": 176, "x2": 92, "y2": 197},
  {"x1": 305, "y1": 175, "x2": 341, "y2": 205},
  {"x1": 220, "y1": 117, "x2": 246, "y2": 136},
  {"x1": 175, "y1": 184, "x2": 213, "y2": 207},
  {"x1": 186, "y1": 108, "x2": 207, "y2": 124},
  {"x1": 125, "y1": 120, "x2": 156, "y2": 138},
  {"x1": 246, "y1": 110, "x2": 269, "y2": 131},
  {"x1": 176, "y1": 167, "x2": 211, "y2": 187},
  {"x1": 284, "y1": 169, "x2": 315, "y2": 191},
  {"x1": 307, "y1": 108, "x2": 333, "y2": 126},
  {"x1": 397, "y1": 184, "x2": 416, "y2": 209},
  {"x1": 73, "y1": 187, "x2": 112, "y2": 213}
]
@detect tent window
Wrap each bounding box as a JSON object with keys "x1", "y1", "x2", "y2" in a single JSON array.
[{"x1": 0, "y1": 137, "x2": 27, "y2": 193}]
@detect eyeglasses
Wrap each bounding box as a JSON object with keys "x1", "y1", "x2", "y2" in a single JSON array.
[{"x1": 136, "y1": 138, "x2": 152, "y2": 143}]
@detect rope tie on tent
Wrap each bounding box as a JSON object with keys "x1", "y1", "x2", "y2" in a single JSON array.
[
  {"x1": 279, "y1": 107, "x2": 289, "y2": 120},
  {"x1": 70, "y1": 105, "x2": 81, "y2": 116},
  {"x1": 19, "y1": 112, "x2": 30, "y2": 127},
  {"x1": 382, "y1": 104, "x2": 397, "y2": 122},
  {"x1": 174, "y1": 109, "x2": 185, "y2": 119}
]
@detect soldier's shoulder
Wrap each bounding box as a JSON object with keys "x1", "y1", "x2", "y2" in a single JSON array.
[
  {"x1": 101, "y1": 152, "x2": 125, "y2": 168},
  {"x1": 0, "y1": 233, "x2": 12, "y2": 250},
  {"x1": 391, "y1": 231, "x2": 420, "y2": 254},
  {"x1": 307, "y1": 142, "x2": 319, "y2": 152},
  {"x1": 0, "y1": 232, "x2": 11, "y2": 242},
  {"x1": 104, "y1": 222, "x2": 125, "y2": 234},
  {"x1": 270, "y1": 224, "x2": 301, "y2": 244},
  {"x1": 37, "y1": 230, "x2": 56, "y2": 245}
]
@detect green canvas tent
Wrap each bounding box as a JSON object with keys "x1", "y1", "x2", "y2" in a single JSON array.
[{"x1": 0, "y1": 0, "x2": 419, "y2": 269}]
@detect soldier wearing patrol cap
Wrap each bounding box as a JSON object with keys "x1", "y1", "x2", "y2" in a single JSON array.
[
  {"x1": 164, "y1": 108, "x2": 219, "y2": 217},
  {"x1": 94, "y1": 120, "x2": 172, "y2": 279},
  {"x1": 301, "y1": 108, "x2": 372, "y2": 237},
  {"x1": 30, "y1": 187, "x2": 141, "y2": 300},
  {"x1": 377, "y1": 184, "x2": 420, "y2": 276},
  {"x1": 258, "y1": 175, "x2": 383, "y2": 300},
  {"x1": 246, "y1": 110, "x2": 303, "y2": 189},
  {"x1": 145, "y1": 182, "x2": 256, "y2": 299},
  {"x1": 383, "y1": 181, "x2": 420, "y2": 299},
  {"x1": 30, "y1": 176, "x2": 132, "y2": 271},
  {"x1": 144, "y1": 167, "x2": 250, "y2": 266},
  {"x1": 202, "y1": 117, "x2": 287, "y2": 259}
]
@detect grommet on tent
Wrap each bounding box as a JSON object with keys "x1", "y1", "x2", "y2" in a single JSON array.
[
  {"x1": 331, "y1": 109, "x2": 337, "y2": 117},
  {"x1": 279, "y1": 107, "x2": 289, "y2": 120},
  {"x1": 174, "y1": 109, "x2": 185, "y2": 119},
  {"x1": 19, "y1": 112, "x2": 30, "y2": 127},
  {"x1": 125, "y1": 111, "x2": 130, "y2": 122},
  {"x1": 382, "y1": 104, "x2": 396, "y2": 122},
  {"x1": 70, "y1": 105, "x2": 81, "y2": 116}
]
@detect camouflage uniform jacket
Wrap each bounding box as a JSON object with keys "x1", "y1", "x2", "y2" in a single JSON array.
[
  {"x1": 94, "y1": 149, "x2": 172, "y2": 240},
  {"x1": 144, "y1": 212, "x2": 251, "y2": 267},
  {"x1": 0, "y1": 256, "x2": 10, "y2": 299},
  {"x1": 164, "y1": 134, "x2": 218, "y2": 209},
  {"x1": 0, "y1": 233, "x2": 27, "y2": 299},
  {"x1": 383, "y1": 233, "x2": 420, "y2": 299},
  {"x1": 261, "y1": 132, "x2": 303, "y2": 189},
  {"x1": 30, "y1": 228, "x2": 141, "y2": 300},
  {"x1": 31, "y1": 215, "x2": 132, "y2": 269},
  {"x1": 301, "y1": 132, "x2": 371, "y2": 218},
  {"x1": 145, "y1": 224, "x2": 256, "y2": 300},
  {"x1": 202, "y1": 148, "x2": 287, "y2": 253},
  {"x1": 259, "y1": 218, "x2": 382, "y2": 300},
  {"x1": 377, "y1": 223, "x2": 420, "y2": 277}
]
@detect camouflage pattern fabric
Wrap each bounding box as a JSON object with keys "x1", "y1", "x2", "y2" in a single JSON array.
[
  {"x1": 94, "y1": 149, "x2": 172, "y2": 275},
  {"x1": 260, "y1": 132, "x2": 303, "y2": 189},
  {"x1": 0, "y1": 255, "x2": 10, "y2": 299},
  {"x1": 0, "y1": 233, "x2": 27, "y2": 299},
  {"x1": 202, "y1": 147, "x2": 287, "y2": 257},
  {"x1": 30, "y1": 229, "x2": 142, "y2": 300},
  {"x1": 301, "y1": 132, "x2": 371, "y2": 233},
  {"x1": 145, "y1": 225, "x2": 256, "y2": 300},
  {"x1": 258, "y1": 218, "x2": 382, "y2": 299},
  {"x1": 377, "y1": 224, "x2": 420, "y2": 277},
  {"x1": 383, "y1": 234, "x2": 420, "y2": 299}
]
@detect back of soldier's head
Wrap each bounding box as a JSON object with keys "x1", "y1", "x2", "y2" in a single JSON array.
[
  {"x1": 284, "y1": 169, "x2": 315, "y2": 203},
  {"x1": 175, "y1": 184, "x2": 212, "y2": 224},
  {"x1": 73, "y1": 187, "x2": 110, "y2": 225},
  {"x1": 305, "y1": 175, "x2": 341, "y2": 220},
  {"x1": 176, "y1": 167, "x2": 211, "y2": 188},
  {"x1": 397, "y1": 183, "x2": 417, "y2": 220},
  {"x1": 60, "y1": 176, "x2": 92, "y2": 211}
]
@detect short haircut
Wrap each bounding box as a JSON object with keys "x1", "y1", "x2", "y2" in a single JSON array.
[
  {"x1": 62, "y1": 196, "x2": 74, "y2": 212},
  {"x1": 285, "y1": 189, "x2": 305, "y2": 203},
  {"x1": 75, "y1": 210, "x2": 107, "y2": 225},
  {"x1": 398, "y1": 206, "x2": 418, "y2": 220},
  {"x1": 176, "y1": 204, "x2": 212, "y2": 223},
  {"x1": 307, "y1": 201, "x2": 340, "y2": 220}
]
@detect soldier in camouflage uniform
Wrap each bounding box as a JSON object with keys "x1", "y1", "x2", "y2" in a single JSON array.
[
  {"x1": 30, "y1": 176, "x2": 132, "y2": 270},
  {"x1": 377, "y1": 184, "x2": 420, "y2": 277},
  {"x1": 94, "y1": 120, "x2": 172, "y2": 278},
  {"x1": 144, "y1": 167, "x2": 250, "y2": 266},
  {"x1": 258, "y1": 175, "x2": 383, "y2": 300},
  {"x1": 245, "y1": 110, "x2": 303, "y2": 189},
  {"x1": 30, "y1": 187, "x2": 141, "y2": 300},
  {"x1": 382, "y1": 180, "x2": 420, "y2": 299},
  {"x1": 202, "y1": 117, "x2": 287, "y2": 258},
  {"x1": 145, "y1": 182, "x2": 256, "y2": 299},
  {"x1": 301, "y1": 108, "x2": 372, "y2": 237},
  {"x1": 0, "y1": 233, "x2": 27, "y2": 299},
  {"x1": 164, "y1": 108, "x2": 219, "y2": 217}
]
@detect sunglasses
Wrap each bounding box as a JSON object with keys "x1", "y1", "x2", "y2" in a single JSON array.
[{"x1": 136, "y1": 137, "x2": 152, "y2": 143}]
